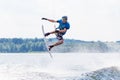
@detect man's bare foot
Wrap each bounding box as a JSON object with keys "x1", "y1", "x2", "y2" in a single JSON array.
[
  {"x1": 44, "y1": 33, "x2": 50, "y2": 37},
  {"x1": 49, "y1": 45, "x2": 54, "y2": 51}
]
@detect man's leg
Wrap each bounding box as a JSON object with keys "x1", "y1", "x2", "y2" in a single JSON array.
[
  {"x1": 53, "y1": 40, "x2": 64, "y2": 46},
  {"x1": 45, "y1": 31, "x2": 56, "y2": 36},
  {"x1": 45, "y1": 32, "x2": 64, "y2": 51},
  {"x1": 49, "y1": 39, "x2": 64, "y2": 51},
  {"x1": 49, "y1": 33, "x2": 64, "y2": 51}
]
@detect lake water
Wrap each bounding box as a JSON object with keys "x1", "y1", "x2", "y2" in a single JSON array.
[{"x1": 0, "y1": 53, "x2": 120, "y2": 80}]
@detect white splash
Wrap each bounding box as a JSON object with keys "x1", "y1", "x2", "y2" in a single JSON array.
[{"x1": 0, "y1": 53, "x2": 120, "y2": 80}]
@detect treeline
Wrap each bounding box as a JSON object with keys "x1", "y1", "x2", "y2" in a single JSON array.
[
  {"x1": 0, "y1": 38, "x2": 45, "y2": 53},
  {"x1": 0, "y1": 38, "x2": 120, "y2": 53}
]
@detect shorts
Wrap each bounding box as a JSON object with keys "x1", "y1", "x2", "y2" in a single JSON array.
[{"x1": 56, "y1": 33, "x2": 63, "y2": 40}]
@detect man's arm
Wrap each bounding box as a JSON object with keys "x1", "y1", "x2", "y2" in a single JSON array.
[
  {"x1": 49, "y1": 28, "x2": 67, "y2": 34},
  {"x1": 47, "y1": 19, "x2": 57, "y2": 23},
  {"x1": 42, "y1": 18, "x2": 57, "y2": 23},
  {"x1": 56, "y1": 28, "x2": 67, "y2": 33}
]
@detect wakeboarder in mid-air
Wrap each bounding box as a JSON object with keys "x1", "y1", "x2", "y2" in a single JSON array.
[{"x1": 42, "y1": 16, "x2": 70, "y2": 51}]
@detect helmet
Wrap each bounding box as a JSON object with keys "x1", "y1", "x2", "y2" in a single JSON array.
[{"x1": 62, "y1": 16, "x2": 68, "y2": 20}]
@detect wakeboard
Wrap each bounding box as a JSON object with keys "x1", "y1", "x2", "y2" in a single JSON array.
[{"x1": 42, "y1": 25, "x2": 53, "y2": 58}]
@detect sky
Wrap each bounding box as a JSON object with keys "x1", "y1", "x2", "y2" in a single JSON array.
[{"x1": 0, "y1": 0, "x2": 120, "y2": 41}]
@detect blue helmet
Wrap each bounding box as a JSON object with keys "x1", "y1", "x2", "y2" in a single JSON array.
[{"x1": 62, "y1": 16, "x2": 68, "y2": 20}]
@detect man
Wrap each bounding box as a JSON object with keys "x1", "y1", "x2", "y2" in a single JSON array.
[{"x1": 42, "y1": 16, "x2": 70, "y2": 51}]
